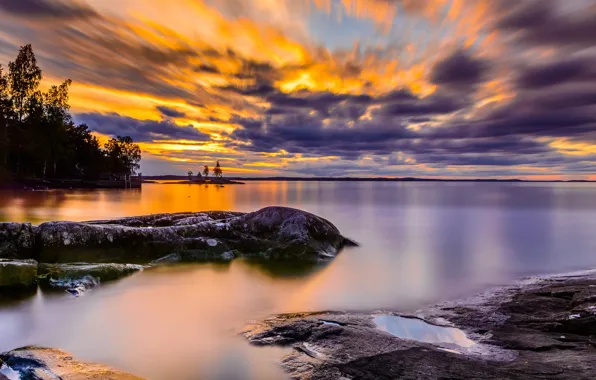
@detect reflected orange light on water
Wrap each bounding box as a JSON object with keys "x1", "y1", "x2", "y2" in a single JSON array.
[{"x1": 2, "y1": 182, "x2": 596, "y2": 379}]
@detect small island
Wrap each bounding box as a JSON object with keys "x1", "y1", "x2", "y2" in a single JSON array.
[{"x1": 144, "y1": 162, "x2": 244, "y2": 185}]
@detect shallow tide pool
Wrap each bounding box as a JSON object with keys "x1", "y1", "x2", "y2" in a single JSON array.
[{"x1": 374, "y1": 315, "x2": 475, "y2": 347}]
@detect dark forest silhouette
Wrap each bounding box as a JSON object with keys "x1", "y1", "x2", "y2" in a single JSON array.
[{"x1": 0, "y1": 44, "x2": 140, "y2": 182}]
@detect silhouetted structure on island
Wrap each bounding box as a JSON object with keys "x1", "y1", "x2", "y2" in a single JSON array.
[{"x1": 0, "y1": 45, "x2": 141, "y2": 185}]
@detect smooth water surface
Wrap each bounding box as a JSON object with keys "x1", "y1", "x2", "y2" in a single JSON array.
[
  {"x1": 1, "y1": 181, "x2": 596, "y2": 379},
  {"x1": 374, "y1": 315, "x2": 475, "y2": 347}
]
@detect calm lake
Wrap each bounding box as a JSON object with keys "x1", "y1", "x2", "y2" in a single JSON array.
[{"x1": 1, "y1": 181, "x2": 596, "y2": 379}]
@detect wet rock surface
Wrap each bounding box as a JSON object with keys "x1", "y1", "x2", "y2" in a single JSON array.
[
  {"x1": 0, "y1": 346, "x2": 144, "y2": 379},
  {"x1": 244, "y1": 272, "x2": 596, "y2": 379},
  {"x1": 37, "y1": 263, "x2": 144, "y2": 295},
  {"x1": 0, "y1": 207, "x2": 355, "y2": 263},
  {"x1": 0, "y1": 259, "x2": 38, "y2": 290}
]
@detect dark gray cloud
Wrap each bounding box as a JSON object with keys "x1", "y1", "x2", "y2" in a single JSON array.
[
  {"x1": 156, "y1": 106, "x2": 186, "y2": 119},
  {"x1": 426, "y1": 108, "x2": 596, "y2": 140},
  {"x1": 496, "y1": 0, "x2": 596, "y2": 48},
  {"x1": 376, "y1": 93, "x2": 464, "y2": 117},
  {"x1": 220, "y1": 82, "x2": 276, "y2": 96},
  {"x1": 517, "y1": 58, "x2": 596, "y2": 89},
  {"x1": 229, "y1": 112, "x2": 415, "y2": 156},
  {"x1": 75, "y1": 113, "x2": 212, "y2": 143},
  {"x1": 193, "y1": 63, "x2": 220, "y2": 74},
  {"x1": 430, "y1": 49, "x2": 490, "y2": 90},
  {"x1": 533, "y1": 88, "x2": 596, "y2": 110},
  {"x1": 0, "y1": 0, "x2": 98, "y2": 20}
]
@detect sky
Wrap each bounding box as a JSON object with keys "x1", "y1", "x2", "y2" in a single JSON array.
[{"x1": 0, "y1": 0, "x2": 595, "y2": 179}]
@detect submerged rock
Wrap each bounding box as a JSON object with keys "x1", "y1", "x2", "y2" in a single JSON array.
[
  {"x1": 1, "y1": 207, "x2": 355, "y2": 263},
  {"x1": 0, "y1": 259, "x2": 38, "y2": 290},
  {"x1": 37, "y1": 263, "x2": 144, "y2": 295},
  {"x1": 244, "y1": 272, "x2": 596, "y2": 379},
  {"x1": 0, "y1": 346, "x2": 144, "y2": 379}
]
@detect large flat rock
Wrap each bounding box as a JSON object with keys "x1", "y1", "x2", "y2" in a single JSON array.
[
  {"x1": 0, "y1": 346, "x2": 144, "y2": 379},
  {"x1": 244, "y1": 272, "x2": 596, "y2": 379},
  {"x1": 0, "y1": 207, "x2": 356, "y2": 263}
]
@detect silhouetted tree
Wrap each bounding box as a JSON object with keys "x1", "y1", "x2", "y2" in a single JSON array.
[
  {"x1": 63, "y1": 123, "x2": 104, "y2": 178},
  {"x1": 188, "y1": 171, "x2": 193, "y2": 181},
  {"x1": 7, "y1": 45, "x2": 42, "y2": 174},
  {"x1": 213, "y1": 160, "x2": 223, "y2": 178},
  {"x1": 40, "y1": 79, "x2": 72, "y2": 177},
  {"x1": 8, "y1": 45, "x2": 41, "y2": 123},
  {"x1": 105, "y1": 136, "x2": 141, "y2": 175},
  {"x1": 0, "y1": 44, "x2": 142, "y2": 182},
  {"x1": 0, "y1": 65, "x2": 11, "y2": 171},
  {"x1": 203, "y1": 165, "x2": 209, "y2": 178}
]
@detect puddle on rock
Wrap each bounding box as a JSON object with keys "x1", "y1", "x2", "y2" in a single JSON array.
[{"x1": 374, "y1": 315, "x2": 475, "y2": 348}]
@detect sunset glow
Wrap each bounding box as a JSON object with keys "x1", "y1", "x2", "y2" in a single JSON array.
[{"x1": 1, "y1": 0, "x2": 595, "y2": 178}]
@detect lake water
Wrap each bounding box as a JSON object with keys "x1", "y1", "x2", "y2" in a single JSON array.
[{"x1": 1, "y1": 181, "x2": 596, "y2": 379}]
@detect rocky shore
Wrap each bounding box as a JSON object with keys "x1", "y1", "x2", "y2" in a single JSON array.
[
  {"x1": 1, "y1": 271, "x2": 595, "y2": 379},
  {"x1": 0, "y1": 346, "x2": 143, "y2": 379},
  {"x1": 244, "y1": 271, "x2": 596, "y2": 379},
  {"x1": 3, "y1": 206, "x2": 595, "y2": 379},
  {"x1": 0, "y1": 207, "x2": 355, "y2": 293}
]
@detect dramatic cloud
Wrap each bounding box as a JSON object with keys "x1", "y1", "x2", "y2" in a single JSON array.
[
  {"x1": 430, "y1": 49, "x2": 490, "y2": 90},
  {"x1": 496, "y1": 0, "x2": 596, "y2": 48},
  {"x1": 77, "y1": 113, "x2": 211, "y2": 143},
  {"x1": 517, "y1": 58, "x2": 596, "y2": 89},
  {"x1": 0, "y1": 0, "x2": 98, "y2": 20},
  {"x1": 0, "y1": 0, "x2": 594, "y2": 178},
  {"x1": 156, "y1": 106, "x2": 186, "y2": 119}
]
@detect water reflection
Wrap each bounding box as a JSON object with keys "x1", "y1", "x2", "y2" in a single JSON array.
[
  {"x1": 1, "y1": 182, "x2": 596, "y2": 378},
  {"x1": 241, "y1": 258, "x2": 331, "y2": 278},
  {"x1": 374, "y1": 315, "x2": 475, "y2": 348}
]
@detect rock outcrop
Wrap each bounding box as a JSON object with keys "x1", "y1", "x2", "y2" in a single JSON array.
[
  {"x1": 244, "y1": 272, "x2": 596, "y2": 380},
  {"x1": 0, "y1": 207, "x2": 355, "y2": 263},
  {"x1": 0, "y1": 346, "x2": 144, "y2": 379},
  {"x1": 0, "y1": 259, "x2": 38, "y2": 290},
  {"x1": 0, "y1": 223, "x2": 36, "y2": 260}
]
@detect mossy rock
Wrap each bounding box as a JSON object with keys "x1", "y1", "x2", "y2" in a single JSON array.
[{"x1": 0, "y1": 259, "x2": 38, "y2": 290}]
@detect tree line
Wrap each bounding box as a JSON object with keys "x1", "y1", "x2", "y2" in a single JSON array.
[
  {"x1": 188, "y1": 161, "x2": 223, "y2": 180},
  {"x1": 0, "y1": 45, "x2": 141, "y2": 182}
]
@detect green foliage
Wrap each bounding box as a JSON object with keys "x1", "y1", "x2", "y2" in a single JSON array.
[{"x1": 0, "y1": 45, "x2": 141, "y2": 181}]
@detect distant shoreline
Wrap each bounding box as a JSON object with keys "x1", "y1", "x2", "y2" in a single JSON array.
[
  {"x1": 152, "y1": 178, "x2": 245, "y2": 185},
  {"x1": 143, "y1": 176, "x2": 595, "y2": 183}
]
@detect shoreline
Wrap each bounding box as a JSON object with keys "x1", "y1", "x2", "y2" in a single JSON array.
[
  {"x1": 0, "y1": 259, "x2": 595, "y2": 378},
  {"x1": 0, "y1": 178, "x2": 142, "y2": 190},
  {"x1": 144, "y1": 176, "x2": 596, "y2": 183},
  {"x1": 244, "y1": 269, "x2": 596, "y2": 379}
]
